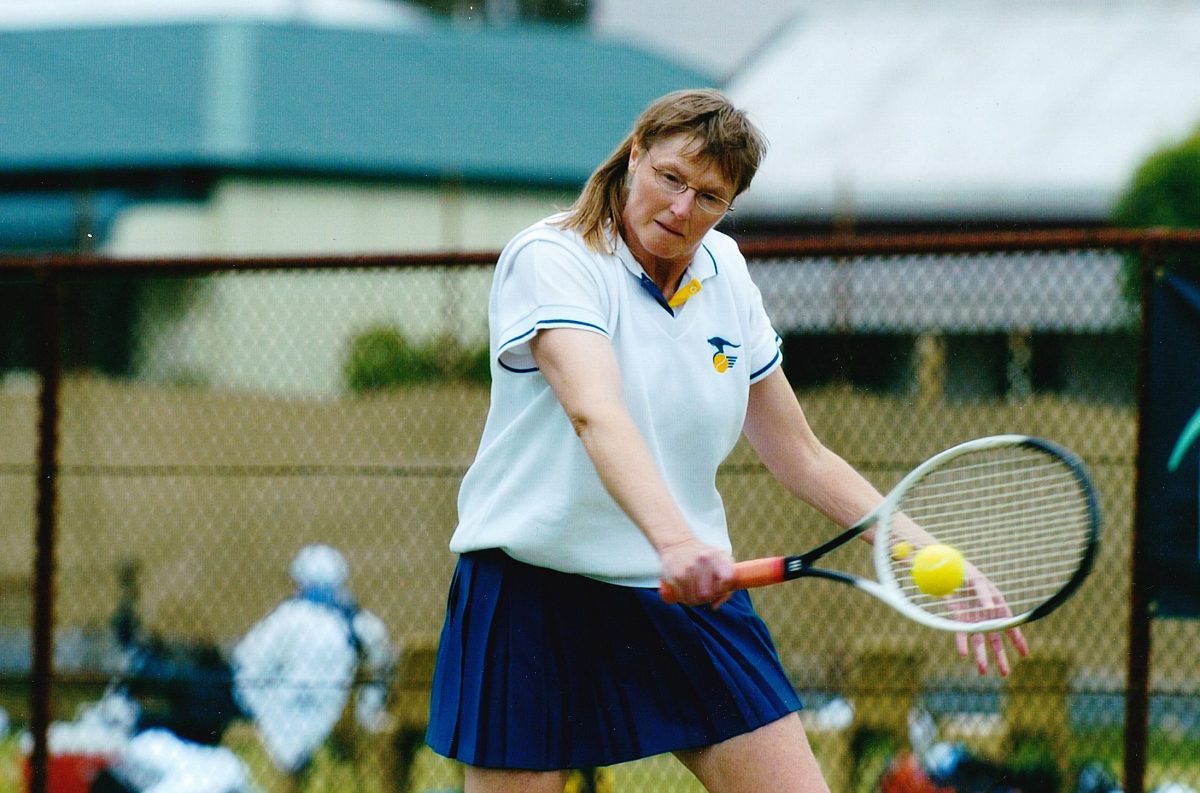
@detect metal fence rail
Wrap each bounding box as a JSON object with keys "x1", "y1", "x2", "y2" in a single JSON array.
[{"x1": 2, "y1": 228, "x2": 1199, "y2": 793}]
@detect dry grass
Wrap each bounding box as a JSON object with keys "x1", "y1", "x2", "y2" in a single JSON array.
[{"x1": 0, "y1": 377, "x2": 1192, "y2": 700}]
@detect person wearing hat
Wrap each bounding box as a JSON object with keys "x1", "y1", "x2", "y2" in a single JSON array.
[{"x1": 231, "y1": 545, "x2": 393, "y2": 790}]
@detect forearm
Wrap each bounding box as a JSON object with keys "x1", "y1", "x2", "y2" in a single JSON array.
[
  {"x1": 571, "y1": 402, "x2": 696, "y2": 553},
  {"x1": 774, "y1": 441, "x2": 885, "y2": 533},
  {"x1": 573, "y1": 402, "x2": 734, "y2": 603},
  {"x1": 531, "y1": 329, "x2": 696, "y2": 553},
  {"x1": 758, "y1": 427, "x2": 943, "y2": 549},
  {"x1": 746, "y1": 371, "x2": 882, "y2": 528},
  {"x1": 746, "y1": 369, "x2": 942, "y2": 545}
]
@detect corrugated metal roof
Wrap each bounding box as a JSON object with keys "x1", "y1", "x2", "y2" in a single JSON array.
[
  {"x1": 725, "y1": 2, "x2": 1200, "y2": 222},
  {"x1": 0, "y1": 21, "x2": 712, "y2": 185},
  {"x1": 751, "y1": 251, "x2": 1129, "y2": 333}
]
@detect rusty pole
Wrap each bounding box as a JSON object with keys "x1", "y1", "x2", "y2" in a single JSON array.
[{"x1": 29, "y1": 270, "x2": 63, "y2": 793}]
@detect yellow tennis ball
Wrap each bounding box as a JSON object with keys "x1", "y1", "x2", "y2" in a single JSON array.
[
  {"x1": 891, "y1": 541, "x2": 914, "y2": 561},
  {"x1": 911, "y1": 543, "x2": 965, "y2": 597}
]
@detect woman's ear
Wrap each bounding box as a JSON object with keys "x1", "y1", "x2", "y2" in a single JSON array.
[{"x1": 628, "y1": 140, "x2": 643, "y2": 171}]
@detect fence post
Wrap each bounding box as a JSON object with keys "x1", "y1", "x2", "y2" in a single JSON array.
[
  {"x1": 1125, "y1": 241, "x2": 1161, "y2": 793},
  {"x1": 845, "y1": 648, "x2": 926, "y2": 793},
  {"x1": 30, "y1": 270, "x2": 63, "y2": 793},
  {"x1": 914, "y1": 333, "x2": 945, "y2": 406},
  {"x1": 1003, "y1": 656, "x2": 1073, "y2": 776},
  {"x1": 848, "y1": 648, "x2": 926, "y2": 739},
  {"x1": 390, "y1": 633, "x2": 442, "y2": 793}
]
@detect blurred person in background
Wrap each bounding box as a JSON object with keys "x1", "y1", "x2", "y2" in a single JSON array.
[
  {"x1": 232, "y1": 544, "x2": 394, "y2": 792},
  {"x1": 425, "y1": 88, "x2": 1025, "y2": 793}
]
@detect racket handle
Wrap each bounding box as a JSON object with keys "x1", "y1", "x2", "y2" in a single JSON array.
[{"x1": 659, "y1": 557, "x2": 787, "y2": 604}]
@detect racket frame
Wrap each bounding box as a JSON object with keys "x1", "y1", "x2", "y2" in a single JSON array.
[{"x1": 749, "y1": 435, "x2": 1101, "y2": 633}]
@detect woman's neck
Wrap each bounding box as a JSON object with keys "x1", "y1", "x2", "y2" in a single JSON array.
[{"x1": 621, "y1": 232, "x2": 691, "y2": 300}]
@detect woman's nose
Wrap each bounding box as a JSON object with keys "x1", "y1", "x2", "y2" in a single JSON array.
[{"x1": 669, "y1": 188, "x2": 697, "y2": 217}]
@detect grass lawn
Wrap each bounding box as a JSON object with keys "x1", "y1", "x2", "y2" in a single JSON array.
[{"x1": 1, "y1": 725, "x2": 1197, "y2": 793}]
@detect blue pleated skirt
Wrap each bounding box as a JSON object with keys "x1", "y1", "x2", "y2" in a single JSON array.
[{"x1": 425, "y1": 549, "x2": 802, "y2": 770}]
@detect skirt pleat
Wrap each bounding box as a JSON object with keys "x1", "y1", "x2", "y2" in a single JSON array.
[{"x1": 426, "y1": 549, "x2": 801, "y2": 770}]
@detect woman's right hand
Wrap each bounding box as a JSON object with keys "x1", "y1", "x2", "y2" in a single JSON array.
[{"x1": 658, "y1": 537, "x2": 737, "y2": 607}]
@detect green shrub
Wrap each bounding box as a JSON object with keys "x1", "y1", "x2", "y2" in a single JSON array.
[
  {"x1": 344, "y1": 326, "x2": 441, "y2": 392},
  {"x1": 344, "y1": 326, "x2": 491, "y2": 392},
  {"x1": 453, "y1": 344, "x2": 493, "y2": 386},
  {"x1": 1112, "y1": 127, "x2": 1200, "y2": 309},
  {"x1": 1113, "y1": 130, "x2": 1200, "y2": 229}
]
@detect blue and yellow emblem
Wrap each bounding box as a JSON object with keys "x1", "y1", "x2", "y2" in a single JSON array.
[{"x1": 707, "y1": 336, "x2": 741, "y2": 373}]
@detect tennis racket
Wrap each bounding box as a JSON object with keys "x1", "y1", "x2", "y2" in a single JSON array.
[{"x1": 661, "y1": 435, "x2": 1100, "y2": 633}]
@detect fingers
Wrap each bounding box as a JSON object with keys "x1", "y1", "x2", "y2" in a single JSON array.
[
  {"x1": 953, "y1": 630, "x2": 993, "y2": 676},
  {"x1": 660, "y1": 540, "x2": 736, "y2": 607},
  {"x1": 711, "y1": 590, "x2": 735, "y2": 609},
  {"x1": 947, "y1": 564, "x2": 1028, "y2": 676},
  {"x1": 988, "y1": 631, "x2": 1011, "y2": 677},
  {"x1": 1007, "y1": 627, "x2": 1030, "y2": 658},
  {"x1": 973, "y1": 632, "x2": 989, "y2": 676},
  {"x1": 955, "y1": 628, "x2": 1023, "y2": 677}
]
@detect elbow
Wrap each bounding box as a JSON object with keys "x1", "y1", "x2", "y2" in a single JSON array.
[
  {"x1": 568, "y1": 413, "x2": 589, "y2": 438},
  {"x1": 799, "y1": 434, "x2": 830, "y2": 466},
  {"x1": 564, "y1": 402, "x2": 616, "y2": 440}
]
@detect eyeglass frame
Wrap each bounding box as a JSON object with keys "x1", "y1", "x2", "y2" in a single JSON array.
[{"x1": 645, "y1": 159, "x2": 735, "y2": 215}]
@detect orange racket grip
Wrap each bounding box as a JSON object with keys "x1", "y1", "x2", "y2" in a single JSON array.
[
  {"x1": 733, "y1": 556, "x2": 789, "y2": 589},
  {"x1": 659, "y1": 557, "x2": 786, "y2": 604}
]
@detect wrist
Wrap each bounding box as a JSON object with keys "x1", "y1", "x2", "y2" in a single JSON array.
[{"x1": 653, "y1": 533, "x2": 697, "y2": 555}]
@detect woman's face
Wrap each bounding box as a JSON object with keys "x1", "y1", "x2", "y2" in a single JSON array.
[{"x1": 622, "y1": 134, "x2": 736, "y2": 273}]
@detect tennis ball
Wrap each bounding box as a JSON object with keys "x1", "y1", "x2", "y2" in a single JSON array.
[
  {"x1": 911, "y1": 543, "x2": 965, "y2": 597},
  {"x1": 891, "y1": 541, "x2": 914, "y2": 561}
]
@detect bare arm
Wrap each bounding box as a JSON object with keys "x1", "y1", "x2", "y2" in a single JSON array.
[
  {"x1": 744, "y1": 368, "x2": 948, "y2": 547},
  {"x1": 744, "y1": 367, "x2": 1027, "y2": 675},
  {"x1": 742, "y1": 368, "x2": 887, "y2": 535},
  {"x1": 530, "y1": 328, "x2": 734, "y2": 604}
]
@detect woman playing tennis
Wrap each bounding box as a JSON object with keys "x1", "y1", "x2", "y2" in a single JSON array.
[{"x1": 426, "y1": 88, "x2": 1027, "y2": 793}]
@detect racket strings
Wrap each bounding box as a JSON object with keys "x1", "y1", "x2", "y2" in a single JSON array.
[
  {"x1": 885, "y1": 445, "x2": 1093, "y2": 626},
  {"x1": 906, "y1": 498, "x2": 1088, "y2": 549},
  {"x1": 904, "y1": 486, "x2": 1082, "y2": 532}
]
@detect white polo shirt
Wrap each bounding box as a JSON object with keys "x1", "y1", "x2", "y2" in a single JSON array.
[{"x1": 449, "y1": 215, "x2": 782, "y2": 587}]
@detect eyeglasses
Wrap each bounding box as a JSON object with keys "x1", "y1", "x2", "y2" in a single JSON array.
[{"x1": 647, "y1": 161, "x2": 735, "y2": 215}]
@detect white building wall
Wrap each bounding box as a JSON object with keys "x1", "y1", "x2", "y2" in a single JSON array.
[
  {"x1": 107, "y1": 178, "x2": 573, "y2": 256},
  {"x1": 107, "y1": 177, "x2": 573, "y2": 395}
]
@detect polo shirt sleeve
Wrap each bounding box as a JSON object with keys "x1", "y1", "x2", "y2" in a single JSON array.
[
  {"x1": 746, "y1": 273, "x2": 784, "y2": 383},
  {"x1": 493, "y1": 238, "x2": 612, "y2": 372}
]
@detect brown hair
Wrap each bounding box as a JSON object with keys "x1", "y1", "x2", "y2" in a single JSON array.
[{"x1": 555, "y1": 88, "x2": 768, "y2": 254}]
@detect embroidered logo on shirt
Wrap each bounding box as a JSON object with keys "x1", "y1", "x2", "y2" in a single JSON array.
[{"x1": 707, "y1": 337, "x2": 741, "y2": 373}]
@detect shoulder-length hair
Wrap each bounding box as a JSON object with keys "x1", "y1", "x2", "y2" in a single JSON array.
[{"x1": 556, "y1": 88, "x2": 767, "y2": 254}]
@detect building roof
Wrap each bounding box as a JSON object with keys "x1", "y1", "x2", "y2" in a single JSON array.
[
  {"x1": 725, "y1": 2, "x2": 1200, "y2": 223},
  {"x1": 752, "y1": 252, "x2": 1128, "y2": 333},
  {"x1": 0, "y1": 0, "x2": 434, "y2": 31},
  {"x1": 0, "y1": 20, "x2": 712, "y2": 186},
  {"x1": 590, "y1": 0, "x2": 806, "y2": 81}
]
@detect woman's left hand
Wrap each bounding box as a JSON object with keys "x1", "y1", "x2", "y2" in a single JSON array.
[{"x1": 950, "y1": 562, "x2": 1030, "y2": 677}]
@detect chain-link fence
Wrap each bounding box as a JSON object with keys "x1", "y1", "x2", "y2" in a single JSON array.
[{"x1": 1, "y1": 231, "x2": 1198, "y2": 793}]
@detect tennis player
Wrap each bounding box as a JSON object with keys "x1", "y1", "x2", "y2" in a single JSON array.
[{"x1": 426, "y1": 88, "x2": 1026, "y2": 793}]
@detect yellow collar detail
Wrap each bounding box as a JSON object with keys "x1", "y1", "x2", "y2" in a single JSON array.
[{"x1": 667, "y1": 279, "x2": 702, "y2": 309}]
